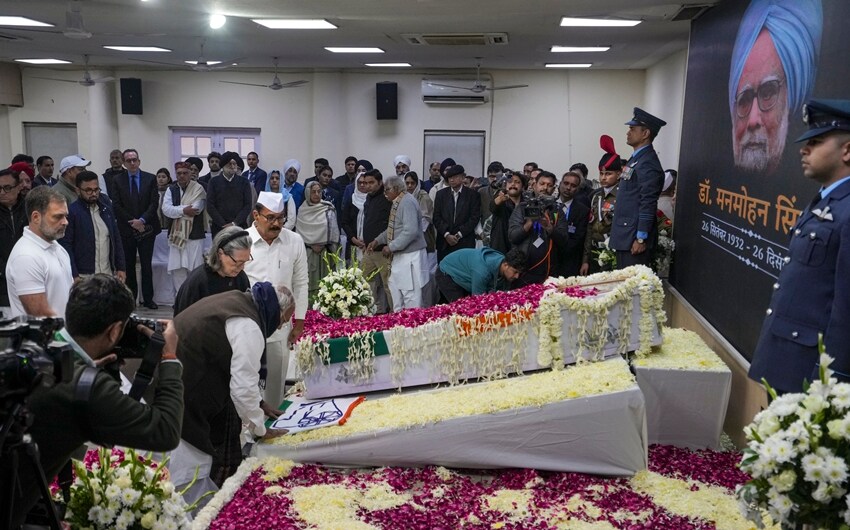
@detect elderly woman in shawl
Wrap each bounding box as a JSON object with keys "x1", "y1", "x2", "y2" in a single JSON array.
[
  {"x1": 296, "y1": 181, "x2": 340, "y2": 301},
  {"x1": 367, "y1": 174, "x2": 429, "y2": 310},
  {"x1": 728, "y1": 0, "x2": 822, "y2": 174}
]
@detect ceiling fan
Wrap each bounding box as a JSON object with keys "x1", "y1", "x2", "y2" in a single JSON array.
[
  {"x1": 5, "y1": 1, "x2": 163, "y2": 40},
  {"x1": 219, "y1": 58, "x2": 308, "y2": 91},
  {"x1": 427, "y1": 59, "x2": 528, "y2": 93},
  {"x1": 129, "y1": 41, "x2": 241, "y2": 71},
  {"x1": 31, "y1": 55, "x2": 114, "y2": 87}
]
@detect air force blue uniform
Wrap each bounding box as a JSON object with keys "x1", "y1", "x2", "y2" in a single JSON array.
[{"x1": 749, "y1": 99, "x2": 850, "y2": 392}]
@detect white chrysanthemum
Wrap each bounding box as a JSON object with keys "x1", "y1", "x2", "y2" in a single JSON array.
[
  {"x1": 115, "y1": 509, "x2": 135, "y2": 530},
  {"x1": 140, "y1": 511, "x2": 157, "y2": 529},
  {"x1": 105, "y1": 483, "x2": 122, "y2": 502},
  {"x1": 824, "y1": 455, "x2": 848, "y2": 485},
  {"x1": 120, "y1": 487, "x2": 141, "y2": 506},
  {"x1": 96, "y1": 505, "x2": 115, "y2": 525},
  {"x1": 802, "y1": 454, "x2": 827, "y2": 483},
  {"x1": 767, "y1": 491, "x2": 793, "y2": 520}
]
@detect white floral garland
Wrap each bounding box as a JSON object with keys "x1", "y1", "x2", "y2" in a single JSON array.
[
  {"x1": 537, "y1": 265, "x2": 665, "y2": 367},
  {"x1": 192, "y1": 457, "x2": 264, "y2": 530}
]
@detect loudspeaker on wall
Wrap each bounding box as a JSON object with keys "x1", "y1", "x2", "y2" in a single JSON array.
[
  {"x1": 376, "y1": 82, "x2": 398, "y2": 120},
  {"x1": 120, "y1": 78, "x2": 143, "y2": 115}
]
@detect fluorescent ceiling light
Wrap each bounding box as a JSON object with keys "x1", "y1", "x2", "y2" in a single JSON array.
[
  {"x1": 0, "y1": 16, "x2": 53, "y2": 27},
  {"x1": 185, "y1": 60, "x2": 222, "y2": 66},
  {"x1": 325, "y1": 47, "x2": 384, "y2": 53},
  {"x1": 103, "y1": 45, "x2": 171, "y2": 52},
  {"x1": 545, "y1": 63, "x2": 593, "y2": 68},
  {"x1": 365, "y1": 62, "x2": 411, "y2": 67},
  {"x1": 560, "y1": 17, "x2": 641, "y2": 27},
  {"x1": 551, "y1": 46, "x2": 610, "y2": 53},
  {"x1": 253, "y1": 19, "x2": 336, "y2": 29},
  {"x1": 15, "y1": 58, "x2": 71, "y2": 64},
  {"x1": 209, "y1": 14, "x2": 226, "y2": 29}
]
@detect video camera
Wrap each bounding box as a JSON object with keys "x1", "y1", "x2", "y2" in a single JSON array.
[
  {"x1": 113, "y1": 314, "x2": 163, "y2": 360},
  {"x1": 522, "y1": 191, "x2": 557, "y2": 220},
  {"x1": 0, "y1": 316, "x2": 73, "y2": 401}
]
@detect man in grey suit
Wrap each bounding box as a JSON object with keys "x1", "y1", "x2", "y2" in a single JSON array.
[{"x1": 610, "y1": 107, "x2": 666, "y2": 269}]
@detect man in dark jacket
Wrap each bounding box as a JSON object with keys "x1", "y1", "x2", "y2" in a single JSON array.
[
  {"x1": 433, "y1": 165, "x2": 481, "y2": 261},
  {"x1": 0, "y1": 168, "x2": 26, "y2": 306},
  {"x1": 60, "y1": 170, "x2": 126, "y2": 282},
  {"x1": 488, "y1": 171, "x2": 526, "y2": 255},
  {"x1": 360, "y1": 169, "x2": 393, "y2": 312},
  {"x1": 553, "y1": 171, "x2": 590, "y2": 278},
  {"x1": 206, "y1": 151, "x2": 253, "y2": 237},
  {"x1": 5, "y1": 274, "x2": 183, "y2": 528}
]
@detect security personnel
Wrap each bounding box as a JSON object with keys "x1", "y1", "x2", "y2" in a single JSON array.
[
  {"x1": 582, "y1": 136, "x2": 623, "y2": 275},
  {"x1": 610, "y1": 108, "x2": 666, "y2": 269},
  {"x1": 749, "y1": 99, "x2": 850, "y2": 393}
]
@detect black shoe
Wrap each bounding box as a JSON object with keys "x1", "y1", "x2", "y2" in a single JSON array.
[{"x1": 143, "y1": 301, "x2": 159, "y2": 310}]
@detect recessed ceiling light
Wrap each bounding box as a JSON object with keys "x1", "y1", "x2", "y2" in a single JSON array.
[
  {"x1": 103, "y1": 45, "x2": 171, "y2": 52},
  {"x1": 0, "y1": 16, "x2": 53, "y2": 27},
  {"x1": 325, "y1": 47, "x2": 384, "y2": 53},
  {"x1": 15, "y1": 58, "x2": 72, "y2": 64},
  {"x1": 545, "y1": 63, "x2": 593, "y2": 68},
  {"x1": 253, "y1": 19, "x2": 336, "y2": 29},
  {"x1": 560, "y1": 17, "x2": 641, "y2": 27},
  {"x1": 550, "y1": 46, "x2": 610, "y2": 53},
  {"x1": 365, "y1": 63, "x2": 411, "y2": 67},
  {"x1": 209, "y1": 14, "x2": 226, "y2": 29},
  {"x1": 185, "y1": 60, "x2": 222, "y2": 66}
]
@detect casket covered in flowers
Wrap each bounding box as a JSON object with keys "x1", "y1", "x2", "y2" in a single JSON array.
[{"x1": 296, "y1": 265, "x2": 664, "y2": 399}]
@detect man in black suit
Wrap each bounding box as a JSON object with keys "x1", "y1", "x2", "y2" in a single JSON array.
[
  {"x1": 244, "y1": 151, "x2": 267, "y2": 195},
  {"x1": 433, "y1": 165, "x2": 481, "y2": 262},
  {"x1": 554, "y1": 171, "x2": 590, "y2": 277},
  {"x1": 108, "y1": 148, "x2": 161, "y2": 308}
]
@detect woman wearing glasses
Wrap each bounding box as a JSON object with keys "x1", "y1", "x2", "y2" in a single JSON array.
[{"x1": 173, "y1": 226, "x2": 251, "y2": 316}]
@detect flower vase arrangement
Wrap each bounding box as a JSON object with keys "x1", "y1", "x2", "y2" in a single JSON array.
[
  {"x1": 592, "y1": 235, "x2": 617, "y2": 271},
  {"x1": 653, "y1": 210, "x2": 675, "y2": 277},
  {"x1": 63, "y1": 447, "x2": 195, "y2": 530},
  {"x1": 313, "y1": 248, "x2": 376, "y2": 319},
  {"x1": 738, "y1": 345, "x2": 850, "y2": 530}
]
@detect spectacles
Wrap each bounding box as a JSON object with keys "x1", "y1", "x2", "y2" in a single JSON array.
[
  {"x1": 258, "y1": 213, "x2": 286, "y2": 224},
  {"x1": 80, "y1": 187, "x2": 100, "y2": 194},
  {"x1": 735, "y1": 78, "x2": 784, "y2": 119},
  {"x1": 124, "y1": 158, "x2": 140, "y2": 164},
  {"x1": 224, "y1": 252, "x2": 253, "y2": 266},
  {"x1": 0, "y1": 184, "x2": 20, "y2": 194}
]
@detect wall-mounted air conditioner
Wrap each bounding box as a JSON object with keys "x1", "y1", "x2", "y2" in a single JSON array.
[{"x1": 421, "y1": 80, "x2": 489, "y2": 105}]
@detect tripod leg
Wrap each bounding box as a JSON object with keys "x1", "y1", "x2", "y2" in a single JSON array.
[{"x1": 25, "y1": 440, "x2": 63, "y2": 530}]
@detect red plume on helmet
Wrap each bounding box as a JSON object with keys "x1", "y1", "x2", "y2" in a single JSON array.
[{"x1": 599, "y1": 134, "x2": 622, "y2": 171}]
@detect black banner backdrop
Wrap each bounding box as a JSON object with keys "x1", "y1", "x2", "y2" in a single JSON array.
[{"x1": 672, "y1": 0, "x2": 848, "y2": 361}]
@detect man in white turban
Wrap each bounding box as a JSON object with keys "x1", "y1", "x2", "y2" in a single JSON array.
[
  {"x1": 728, "y1": 0, "x2": 822, "y2": 174},
  {"x1": 394, "y1": 155, "x2": 411, "y2": 177}
]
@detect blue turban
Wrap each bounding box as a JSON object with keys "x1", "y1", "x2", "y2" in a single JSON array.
[{"x1": 728, "y1": 0, "x2": 822, "y2": 119}]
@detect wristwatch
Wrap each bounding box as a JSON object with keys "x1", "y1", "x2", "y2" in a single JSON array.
[{"x1": 636, "y1": 238, "x2": 645, "y2": 244}]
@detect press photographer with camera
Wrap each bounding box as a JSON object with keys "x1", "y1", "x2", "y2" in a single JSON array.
[
  {"x1": 3, "y1": 274, "x2": 183, "y2": 528},
  {"x1": 508, "y1": 171, "x2": 571, "y2": 286},
  {"x1": 486, "y1": 171, "x2": 526, "y2": 255}
]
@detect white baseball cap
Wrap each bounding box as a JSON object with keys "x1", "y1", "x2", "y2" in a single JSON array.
[{"x1": 59, "y1": 155, "x2": 91, "y2": 174}]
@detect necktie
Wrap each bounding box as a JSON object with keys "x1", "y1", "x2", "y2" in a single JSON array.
[{"x1": 131, "y1": 175, "x2": 140, "y2": 212}]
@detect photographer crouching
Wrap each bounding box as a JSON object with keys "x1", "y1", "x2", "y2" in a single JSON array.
[
  {"x1": 508, "y1": 171, "x2": 570, "y2": 286},
  {"x1": 3, "y1": 274, "x2": 183, "y2": 529}
]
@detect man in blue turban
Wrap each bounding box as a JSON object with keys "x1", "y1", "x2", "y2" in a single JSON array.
[{"x1": 728, "y1": 0, "x2": 822, "y2": 174}]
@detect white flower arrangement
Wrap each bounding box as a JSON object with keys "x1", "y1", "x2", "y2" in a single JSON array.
[
  {"x1": 537, "y1": 265, "x2": 665, "y2": 366},
  {"x1": 593, "y1": 236, "x2": 617, "y2": 270},
  {"x1": 738, "y1": 348, "x2": 850, "y2": 529},
  {"x1": 65, "y1": 447, "x2": 193, "y2": 530},
  {"x1": 313, "y1": 250, "x2": 375, "y2": 319},
  {"x1": 192, "y1": 457, "x2": 263, "y2": 529}
]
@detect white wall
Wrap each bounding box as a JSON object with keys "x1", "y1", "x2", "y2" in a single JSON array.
[
  {"x1": 645, "y1": 49, "x2": 688, "y2": 170},
  {"x1": 0, "y1": 65, "x2": 669, "y2": 179}
]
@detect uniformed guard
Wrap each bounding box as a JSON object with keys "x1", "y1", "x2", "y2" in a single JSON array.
[
  {"x1": 582, "y1": 135, "x2": 623, "y2": 275},
  {"x1": 749, "y1": 99, "x2": 850, "y2": 393},
  {"x1": 610, "y1": 108, "x2": 666, "y2": 269}
]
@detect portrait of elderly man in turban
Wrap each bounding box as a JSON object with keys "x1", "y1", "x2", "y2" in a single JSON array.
[{"x1": 728, "y1": 0, "x2": 822, "y2": 175}]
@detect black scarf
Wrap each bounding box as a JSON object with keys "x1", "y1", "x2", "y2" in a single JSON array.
[{"x1": 251, "y1": 282, "x2": 281, "y2": 387}]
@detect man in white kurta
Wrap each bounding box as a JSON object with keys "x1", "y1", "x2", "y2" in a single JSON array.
[
  {"x1": 161, "y1": 162, "x2": 206, "y2": 294},
  {"x1": 243, "y1": 192, "x2": 308, "y2": 408}
]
